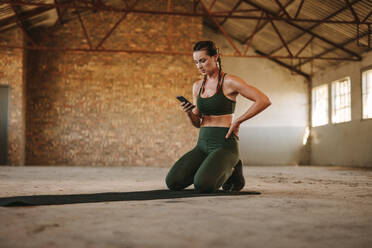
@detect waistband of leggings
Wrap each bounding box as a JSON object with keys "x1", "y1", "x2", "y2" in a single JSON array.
[
  {"x1": 199, "y1": 126, "x2": 230, "y2": 131},
  {"x1": 198, "y1": 126, "x2": 234, "y2": 139}
]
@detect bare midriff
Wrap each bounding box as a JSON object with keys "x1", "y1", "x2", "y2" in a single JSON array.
[{"x1": 200, "y1": 114, "x2": 233, "y2": 128}]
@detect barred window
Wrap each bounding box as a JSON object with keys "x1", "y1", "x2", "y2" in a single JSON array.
[
  {"x1": 362, "y1": 69, "x2": 372, "y2": 119},
  {"x1": 312, "y1": 84, "x2": 328, "y2": 127},
  {"x1": 331, "y1": 77, "x2": 351, "y2": 124}
]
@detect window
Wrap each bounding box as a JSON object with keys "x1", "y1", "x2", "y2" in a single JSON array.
[
  {"x1": 362, "y1": 68, "x2": 372, "y2": 119},
  {"x1": 312, "y1": 84, "x2": 328, "y2": 127},
  {"x1": 331, "y1": 77, "x2": 351, "y2": 124}
]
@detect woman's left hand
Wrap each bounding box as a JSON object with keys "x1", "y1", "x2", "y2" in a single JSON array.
[{"x1": 225, "y1": 121, "x2": 240, "y2": 140}]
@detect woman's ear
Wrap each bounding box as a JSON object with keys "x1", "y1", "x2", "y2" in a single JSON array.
[{"x1": 213, "y1": 54, "x2": 218, "y2": 63}]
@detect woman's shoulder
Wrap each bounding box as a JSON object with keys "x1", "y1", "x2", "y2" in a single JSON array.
[
  {"x1": 192, "y1": 79, "x2": 203, "y2": 91},
  {"x1": 224, "y1": 73, "x2": 242, "y2": 83},
  {"x1": 193, "y1": 78, "x2": 203, "y2": 86},
  {"x1": 224, "y1": 73, "x2": 250, "y2": 87}
]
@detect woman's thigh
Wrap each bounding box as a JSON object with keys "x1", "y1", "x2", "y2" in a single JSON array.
[
  {"x1": 194, "y1": 147, "x2": 239, "y2": 193},
  {"x1": 165, "y1": 146, "x2": 207, "y2": 190}
]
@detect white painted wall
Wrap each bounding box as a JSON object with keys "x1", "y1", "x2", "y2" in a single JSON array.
[
  {"x1": 311, "y1": 50, "x2": 372, "y2": 167},
  {"x1": 203, "y1": 27, "x2": 310, "y2": 165}
]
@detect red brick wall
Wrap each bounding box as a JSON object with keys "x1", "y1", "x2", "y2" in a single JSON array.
[
  {"x1": 26, "y1": 1, "x2": 202, "y2": 166},
  {"x1": 0, "y1": 29, "x2": 26, "y2": 165}
]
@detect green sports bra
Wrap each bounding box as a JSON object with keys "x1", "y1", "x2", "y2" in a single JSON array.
[{"x1": 197, "y1": 73, "x2": 236, "y2": 116}]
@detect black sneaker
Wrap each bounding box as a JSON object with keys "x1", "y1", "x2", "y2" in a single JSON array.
[{"x1": 222, "y1": 160, "x2": 245, "y2": 192}]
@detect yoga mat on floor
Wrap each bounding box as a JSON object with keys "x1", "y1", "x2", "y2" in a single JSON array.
[{"x1": 0, "y1": 189, "x2": 261, "y2": 207}]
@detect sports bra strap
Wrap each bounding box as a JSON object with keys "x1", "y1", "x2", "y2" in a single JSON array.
[
  {"x1": 217, "y1": 73, "x2": 227, "y2": 91},
  {"x1": 198, "y1": 79, "x2": 206, "y2": 95},
  {"x1": 199, "y1": 72, "x2": 227, "y2": 95}
]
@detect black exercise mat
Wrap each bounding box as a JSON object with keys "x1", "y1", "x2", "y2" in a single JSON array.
[{"x1": 0, "y1": 189, "x2": 261, "y2": 207}]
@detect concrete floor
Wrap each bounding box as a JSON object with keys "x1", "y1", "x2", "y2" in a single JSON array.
[{"x1": 0, "y1": 165, "x2": 371, "y2": 248}]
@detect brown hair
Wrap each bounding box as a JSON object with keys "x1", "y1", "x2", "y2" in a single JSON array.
[{"x1": 193, "y1": 41, "x2": 222, "y2": 89}]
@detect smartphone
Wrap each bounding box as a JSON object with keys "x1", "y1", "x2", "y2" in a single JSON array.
[
  {"x1": 176, "y1": 96, "x2": 191, "y2": 103},
  {"x1": 176, "y1": 96, "x2": 195, "y2": 109}
]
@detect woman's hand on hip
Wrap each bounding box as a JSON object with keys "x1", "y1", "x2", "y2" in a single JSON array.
[{"x1": 226, "y1": 121, "x2": 240, "y2": 140}]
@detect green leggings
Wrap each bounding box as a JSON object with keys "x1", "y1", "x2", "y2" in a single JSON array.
[{"x1": 166, "y1": 127, "x2": 240, "y2": 193}]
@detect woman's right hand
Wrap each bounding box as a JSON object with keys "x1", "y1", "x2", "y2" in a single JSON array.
[{"x1": 181, "y1": 101, "x2": 195, "y2": 113}]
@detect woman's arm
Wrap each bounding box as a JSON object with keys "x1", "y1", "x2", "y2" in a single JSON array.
[
  {"x1": 226, "y1": 75, "x2": 271, "y2": 139},
  {"x1": 181, "y1": 81, "x2": 202, "y2": 128}
]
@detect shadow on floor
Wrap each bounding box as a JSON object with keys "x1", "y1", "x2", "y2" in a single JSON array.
[{"x1": 0, "y1": 189, "x2": 261, "y2": 207}]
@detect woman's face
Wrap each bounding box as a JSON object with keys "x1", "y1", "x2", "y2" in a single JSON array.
[{"x1": 193, "y1": 50, "x2": 218, "y2": 75}]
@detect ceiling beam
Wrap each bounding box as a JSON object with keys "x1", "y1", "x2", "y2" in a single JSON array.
[
  {"x1": 9, "y1": 3, "x2": 37, "y2": 46},
  {"x1": 243, "y1": 11, "x2": 264, "y2": 55},
  {"x1": 73, "y1": 0, "x2": 93, "y2": 49},
  {"x1": 294, "y1": 31, "x2": 371, "y2": 67},
  {"x1": 295, "y1": 35, "x2": 314, "y2": 57},
  {"x1": 0, "y1": 43, "x2": 356, "y2": 62},
  {"x1": 4, "y1": 1, "x2": 372, "y2": 25},
  {"x1": 269, "y1": 19, "x2": 292, "y2": 56},
  {"x1": 294, "y1": 0, "x2": 304, "y2": 19},
  {"x1": 0, "y1": 5, "x2": 54, "y2": 30},
  {"x1": 242, "y1": 0, "x2": 296, "y2": 44},
  {"x1": 243, "y1": 0, "x2": 362, "y2": 60},
  {"x1": 268, "y1": 0, "x2": 362, "y2": 55},
  {"x1": 208, "y1": 0, "x2": 217, "y2": 11},
  {"x1": 255, "y1": 49, "x2": 310, "y2": 80},
  {"x1": 200, "y1": 0, "x2": 241, "y2": 55},
  {"x1": 344, "y1": 0, "x2": 359, "y2": 22},
  {"x1": 54, "y1": 0, "x2": 63, "y2": 25},
  {"x1": 95, "y1": 0, "x2": 141, "y2": 49},
  {"x1": 362, "y1": 9, "x2": 372, "y2": 23},
  {"x1": 219, "y1": 0, "x2": 243, "y2": 25},
  {"x1": 273, "y1": 0, "x2": 290, "y2": 19}
]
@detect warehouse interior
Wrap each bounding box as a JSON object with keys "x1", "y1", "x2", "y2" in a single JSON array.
[{"x1": 0, "y1": 0, "x2": 371, "y2": 247}]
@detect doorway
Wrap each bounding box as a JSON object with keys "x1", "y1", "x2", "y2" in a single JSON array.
[{"x1": 0, "y1": 85, "x2": 9, "y2": 165}]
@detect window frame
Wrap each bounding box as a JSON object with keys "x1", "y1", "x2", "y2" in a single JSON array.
[
  {"x1": 311, "y1": 84, "x2": 329, "y2": 127},
  {"x1": 361, "y1": 65, "x2": 372, "y2": 120},
  {"x1": 331, "y1": 77, "x2": 352, "y2": 125}
]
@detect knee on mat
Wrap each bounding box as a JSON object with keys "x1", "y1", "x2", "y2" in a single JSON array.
[
  {"x1": 165, "y1": 175, "x2": 184, "y2": 191},
  {"x1": 194, "y1": 177, "x2": 217, "y2": 193}
]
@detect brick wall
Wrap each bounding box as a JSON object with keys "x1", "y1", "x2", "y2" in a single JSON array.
[
  {"x1": 26, "y1": 1, "x2": 202, "y2": 166},
  {"x1": 0, "y1": 29, "x2": 25, "y2": 165}
]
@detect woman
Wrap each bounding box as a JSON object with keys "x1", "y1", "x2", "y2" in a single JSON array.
[{"x1": 166, "y1": 41, "x2": 271, "y2": 193}]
